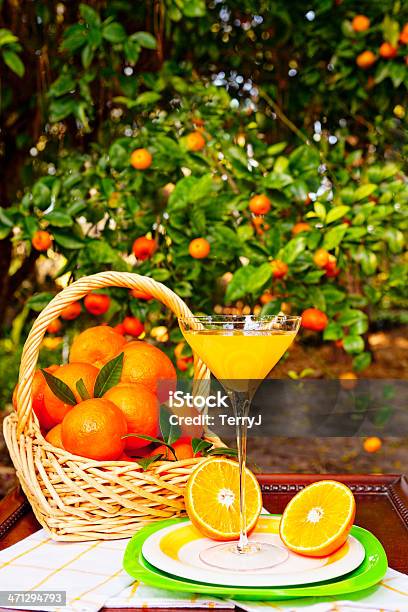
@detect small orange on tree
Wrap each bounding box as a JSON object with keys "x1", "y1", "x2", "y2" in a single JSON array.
[
  {"x1": 260, "y1": 291, "x2": 274, "y2": 305},
  {"x1": 47, "y1": 319, "x2": 62, "y2": 334},
  {"x1": 84, "y1": 293, "x2": 111, "y2": 316},
  {"x1": 325, "y1": 255, "x2": 340, "y2": 278},
  {"x1": 132, "y1": 236, "x2": 157, "y2": 260},
  {"x1": 400, "y1": 24, "x2": 408, "y2": 44},
  {"x1": 176, "y1": 356, "x2": 193, "y2": 371},
  {"x1": 313, "y1": 248, "x2": 330, "y2": 268},
  {"x1": 249, "y1": 194, "x2": 271, "y2": 215},
  {"x1": 301, "y1": 308, "x2": 328, "y2": 331},
  {"x1": 379, "y1": 42, "x2": 398, "y2": 59},
  {"x1": 292, "y1": 222, "x2": 311, "y2": 235},
  {"x1": 270, "y1": 259, "x2": 288, "y2": 279},
  {"x1": 130, "y1": 288, "x2": 153, "y2": 300},
  {"x1": 189, "y1": 237, "x2": 210, "y2": 259},
  {"x1": 122, "y1": 316, "x2": 144, "y2": 337},
  {"x1": 32, "y1": 230, "x2": 52, "y2": 251},
  {"x1": 356, "y1": 50, "x2": 376, "y2": 68},
  {"x1": 130, "y1": 148, "x2": 152, "y2": 170},
  {"x1": 352, "y1": 15, "x2": 370, "y2": 32},
  {"x1": 61, "y1": 302, "x2": 81, "y2": 321},
  {"x1": 186, "y1": 130, "x2": 206, "y2": 151}
]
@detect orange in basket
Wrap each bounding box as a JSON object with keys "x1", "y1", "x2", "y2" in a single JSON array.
[{"x1": 43, "y1": 362, "x2": 99, "y2": 423}]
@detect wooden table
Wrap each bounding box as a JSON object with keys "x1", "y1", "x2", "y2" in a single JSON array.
[{"x1": 0, "y1": 474, "x2": 407, "y2": 611}]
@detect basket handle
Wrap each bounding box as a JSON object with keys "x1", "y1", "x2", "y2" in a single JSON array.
[{"x1": 16, "y1": 271, "x2": 210, "y2": 435}]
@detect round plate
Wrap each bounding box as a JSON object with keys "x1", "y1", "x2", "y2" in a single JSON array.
[
  {"x1": 123, "y1": 516, "x2": 388, "y2": 601},
  {"x1": 142, "y1": 515, "x2": 365, "y2": 587}
]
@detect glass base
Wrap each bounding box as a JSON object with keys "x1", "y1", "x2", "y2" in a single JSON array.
[{"x1": 199, "y1": 541, "x2": 289, "y2": 571}]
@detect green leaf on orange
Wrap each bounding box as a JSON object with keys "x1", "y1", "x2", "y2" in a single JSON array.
[
  {"x1": 41, "y1": 369, "x2": 76, "y2": 406},
  {"x1": 76, "y1": 378, "x2": 90, "y2": 401},
  {"x1": 94, "y1": 352, "x2": 124, "y2": 398},
  {"x1": 160, "y1": 405, "x2": 181, "y2": 446},
  {"x1": 137, "y1": 455, "x2": 165, "y2": 471}
]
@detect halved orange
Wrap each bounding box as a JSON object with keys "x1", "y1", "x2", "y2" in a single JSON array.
[
  {"x1": 184, "y1": 458, "x2": 262, "y2": 541},
  {"x1": 279, "y1": 480, "x2": 356, "y2": 557}
]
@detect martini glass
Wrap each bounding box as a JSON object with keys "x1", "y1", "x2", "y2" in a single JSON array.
[{"x1": 178, "y1": 314, "x2": 301, "y2": 571}]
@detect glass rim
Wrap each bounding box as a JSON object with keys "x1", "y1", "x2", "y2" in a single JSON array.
[{"x1": 178, "y1": 314, "x2": 301, "y2": 322}]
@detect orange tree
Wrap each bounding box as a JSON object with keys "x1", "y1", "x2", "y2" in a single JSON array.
[{"x1": 0, "y1": 0, "x2": 407, "y2": 399}]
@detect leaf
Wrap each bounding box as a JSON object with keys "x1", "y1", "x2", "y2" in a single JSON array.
[
  {"x1": 207, "y1": 447, "x2": 238, "y2": 457},
  {"x1": 353, "y1": 352, "x2": 372, "y2": 372},
  {"x1": 314, "y1": 202, "x2": 326, "y2": 221},
  {"x1": 349, "y1": 318, "x2": 368, "y2": 335},
  {"x1": 343, "y1": 335, "x2": 365, "y2": 355},
  {"x1": 192, "y1": 438, "x2": 213, "y2": 456},
  {"x1": 159, "y1": 405, "x2": 181, "y2": 446},
  {"x1": 102, "y1": 22, "x2": 126, "y2": 43},
  {"x1": 338, "y1": 309, "x2": 367, "y2": 327},
  {"x1": 94, "y1": 352, "x2": 124, "y2": 397},
  {"x1": 2, "y1": 50, "x2": 24, "y2": 76},
  {"x1": 360, "y1": 251, "x2": 378, "y2": 276},
  {"x1": 76, "y1": 378, "x2": 90, "y2": 401},
  {"x1": 225, "y1": 266, "x2": 253, "y2": 302},
  {"x1": 80, "y1": 4, "x2": 101, "y2": 26},
  {"x1": 267, "y1": 142, "x2": 287, "y2": 156},
  {"x1": 44, "y1": 211, "x2": 73, "y2": 227},
  {"x1": 0, "y1": 29, "x2": 19, "y2": 46},
  {"x1": 283, "y1": 236, "x2": 307, "y2": 264},
  {"x1": 81, "y1": 44, "x2": 94, "y2": 69},
  {"x1": 385, "y1": 228, "x2": 405, "y2": 254},
  {"x1": 151, "y1": 269, "x2": 171, "y2": 281},
  {"x1": 60, "y1": 24, "x2": 87, "y2": 52},
  {"x1": 124, "y1": 434, "x2": 177, "y2": 460},
  {"x1": 49, "y1": 74, "x2": 76, "y2": 97},
  {"x1": 131, "y1": 31, "x2": 157, "y2": 49},
  {"x1": 49, "y1": 97, "x2": 78, "y2": 122},
  {"x1": 323, "y1": 224, "x2": 348, "y2": 250},
  {"x1": 42, "y1": 370, "x2": 76, "y2": 406},
  {"x1": 137, "y1": 455, "x2": 164, "y2": 471},
  {"x1": 323, "y1": 322, "x2": 342, "y2": 341},
  {"x1": 0, "y1": 208, "x2": 14, "y2": 227},
  {"x1": 135, "y1": 91, "x2": 161, "y2": 106},
  {"x1": 353, "y1": 184, "x2": 377, "y2": 202},
  {"x1": 53, "y1": 231, "x2": 85, "y2": 250},
  {"x1": 326, "y1": 205, "x2": 350, "y2": 224},
  {"x1": 182, "y1": 0, "x2": 206, "y2": 17},
  {"x1": 248, "y1": 263, "x2": 272, "y2": 294},
  {"x1": 382, "y1": 14, "x2": 399, "y2": 46},
  {"x1": 26, "y1": 292, "x2": 54, "y2": 312}
]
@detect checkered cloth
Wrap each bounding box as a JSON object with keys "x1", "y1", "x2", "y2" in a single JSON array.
[{"x1": 0, "y1": 528, "x2": 407, "y2": 612}]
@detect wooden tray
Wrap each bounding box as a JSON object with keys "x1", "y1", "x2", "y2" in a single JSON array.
[{"x1": 0, "y1": 474, "x2": 407, "y2": 611}]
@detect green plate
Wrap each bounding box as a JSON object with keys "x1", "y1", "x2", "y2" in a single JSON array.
[{"x1": 123, "y1": 516, "x2": 388, "y2": 601}]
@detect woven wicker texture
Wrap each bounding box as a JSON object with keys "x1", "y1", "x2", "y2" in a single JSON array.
[{"x1": 4, "y1": 272, "x2": 216, "y2": 541}]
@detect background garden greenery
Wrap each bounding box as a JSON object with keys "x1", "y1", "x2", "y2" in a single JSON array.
[{"x1": 0, "y1": 0, "x2": 407, "y2": 404}]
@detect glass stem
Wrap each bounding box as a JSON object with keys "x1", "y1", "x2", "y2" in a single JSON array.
[{"x1": 229, "y1": 390, "x2": 250, "y2": 553}]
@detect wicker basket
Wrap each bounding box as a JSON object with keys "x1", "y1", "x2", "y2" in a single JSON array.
[{"x1": 3, "y1": 271, "x2": 218, "y2": 541}]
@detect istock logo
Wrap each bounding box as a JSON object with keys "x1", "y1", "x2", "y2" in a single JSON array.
[{"x1": 169, "y1": 390, "x2": 229, "y2": 409}]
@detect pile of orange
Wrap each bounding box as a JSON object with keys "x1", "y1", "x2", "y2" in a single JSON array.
[{"x1": 12, "y1": 325, "x2": 198, "y2": 463}]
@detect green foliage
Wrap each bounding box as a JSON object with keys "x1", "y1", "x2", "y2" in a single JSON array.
[{"x1": 0, "y1": 0, "x2": 407, "y2": 379}]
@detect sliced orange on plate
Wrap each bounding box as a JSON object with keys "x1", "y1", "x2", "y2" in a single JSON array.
[
  {"x1": 184, "y1": 458, "x2": 262, "y2": 541},
  {"x1": 279, "y1": 480, "x2": 356, "y2": 557}
]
